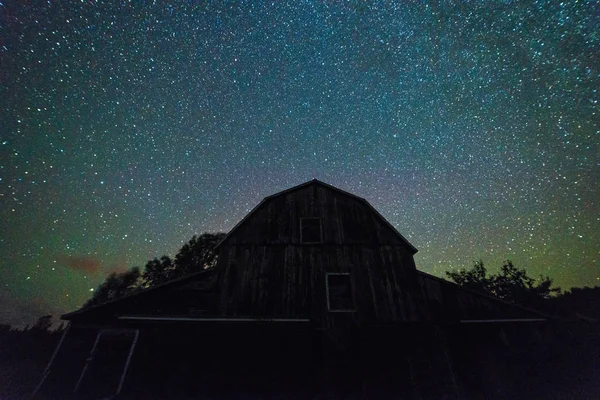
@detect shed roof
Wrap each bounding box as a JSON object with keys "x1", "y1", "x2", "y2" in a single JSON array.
[{"x1": 62, "y1": 268, "x2": 216, "y2": 320}]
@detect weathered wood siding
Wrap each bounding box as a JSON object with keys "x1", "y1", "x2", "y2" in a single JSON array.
[
  {"x1": 64, "y1": 270, "x2": 220, "y2": 324},
  {"x1": 415, "y1": 272, "x2": 545, "y2": 321},
  {"x1": 222, "y1": 184, "x2": 409, "y2": 246},
  {"x1": 216, "y1": 183, "x2": 421, "y2": 325}
]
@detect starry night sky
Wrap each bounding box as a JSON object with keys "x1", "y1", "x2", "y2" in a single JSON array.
[{"x1": 1, "y1": 1, "x2": 598, "y2": 326}]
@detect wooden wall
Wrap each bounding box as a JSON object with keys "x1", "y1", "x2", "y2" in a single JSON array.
[
  {"x1": 221, "y1": 183, "x2": 410, "y2": 246},
  {"x1": 216, "y1": 183, "x2": 421, "y2": 326},
  {"x1": 415, "y1": 272, "x2": 545, "y2": 321}
]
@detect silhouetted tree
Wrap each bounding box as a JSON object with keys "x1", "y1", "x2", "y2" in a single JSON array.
[
  {"x1": 142, "y1": 255, "x2": 174, "y2": 287},
  {"x1": 446, "y1": 260, "x2": 560, "y2": 306},
  {"x1": 0, "y1": 324, "x2": 10, "y2": 334},
  {"x1": 32, "y1": 315, "x2": 53, "y2": 332},
  {"x1": 445, "y1": 260, "x2": 492, "y2": 295},
  {"x1": 84, "y1": 267, "x2": 141, "y2": 308},
  {"x1": 545, "y1": 286, "x2": 600, "y2": 320},
  {"x1": 85, "y1": 232, "x2": 225, "y2": 307},
  {"x1": 0, "y1": 318, "x2": 64, "y2": 398},
  {"x1": 170, "y1": 232, "x2": 226, "y2": 280},
  {"x1": 492, "y1": 261, "x2": 559, "y2": 304}
]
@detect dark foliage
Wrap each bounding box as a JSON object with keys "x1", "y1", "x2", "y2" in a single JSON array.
[
  {"x1": 446, "y1": 261, "x2": 600, "y2": 323},
  {"x1": 83, "y1": 267, "x2": 141, "y2": 308},
  {"x1": 33, "y1": 315, "x2": 53, "y2": 332},
  {"x1": 445, "y1": 260, "x2": 492, "y2": 294},
  {"x1": 545, "y1": 286, "x2": 600, "y2": 320},
  {"x1": 142, "y1": 255, "x2": 174, "y2": 287},
  {"x1": 171, "y1": 232, "x2": 226, "y2": 280},
  {"x1": 84, "y1": 232, "x2": 225, "y2": 308},
  {"x1": 446, "y1": 260, "x2": 561, "y2": 307},
  {"x1": 0, "y1": 323, "x2": 65, "y2": 399}
]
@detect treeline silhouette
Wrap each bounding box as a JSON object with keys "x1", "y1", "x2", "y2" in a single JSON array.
[
  {"x1": 84, "y1": 232, "x2": 225, "y2": 308},
  {"x1": 0, "y1": 316, "x2": 65, "y2": 400},
  {"x1": 446, "y1": 260, "x2": 600, "y2": 320}
]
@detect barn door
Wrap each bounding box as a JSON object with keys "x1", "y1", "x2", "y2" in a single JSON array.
[{"x1": 74, "y1": 329, "x2": 139, "y2": 399}]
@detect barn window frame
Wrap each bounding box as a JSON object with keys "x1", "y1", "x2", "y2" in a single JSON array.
[
  {"x1": 300, "y1": 217, "x2": 323, "y2": 244},
  {"x1": 325, "y1": 272, "x2": 355, "y2": 312}
]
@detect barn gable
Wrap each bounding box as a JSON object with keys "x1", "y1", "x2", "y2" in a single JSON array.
[
  {"x1": 216, "y1": 179, "x2": 417, "y2": 251},
  {"x1": 213, "y1": 179, "x2": 422, "y2": 322}
]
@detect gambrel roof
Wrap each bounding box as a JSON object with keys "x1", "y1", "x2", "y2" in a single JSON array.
[{"x1": 215, "y1": 179, "x2": 418, "y2": 253}]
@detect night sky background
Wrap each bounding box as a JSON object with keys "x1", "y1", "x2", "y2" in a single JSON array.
[{"x1": 1, "y1": 1, "x2": 598, "y2": 327}]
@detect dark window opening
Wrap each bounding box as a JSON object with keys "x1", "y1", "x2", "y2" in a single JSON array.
[
  {"x1": 326, "y1": 273, "x2": 354, "y2": 312},
  {"x1": 300, "y1": 217, "x2": 322, "y2": 243}
]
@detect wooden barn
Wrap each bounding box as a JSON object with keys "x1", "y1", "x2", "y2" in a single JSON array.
[{"x1": 33, "y1": 179, "x2": 552, "y2": 400}]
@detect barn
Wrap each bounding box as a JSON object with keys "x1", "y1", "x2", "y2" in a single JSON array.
[{"x1": 33, "y1": 179, "x2": 551, "y2": 399}]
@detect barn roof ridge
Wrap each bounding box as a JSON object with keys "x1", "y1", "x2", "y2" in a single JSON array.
[{"x1": 215, "y1": 179, "x2": 418, "y2": 253}]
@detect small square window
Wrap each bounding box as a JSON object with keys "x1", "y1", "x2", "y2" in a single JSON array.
[
  {"x1": 326, "y1": 273, "x2": 354, "y2": 312},
  {"x1": 300, "y1": 217, "x2": 322, "y2": 243}
]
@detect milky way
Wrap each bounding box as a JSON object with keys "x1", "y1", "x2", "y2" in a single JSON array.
[{"x1": 1, "y1": 1, "x2": 598, "y2": 326}]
